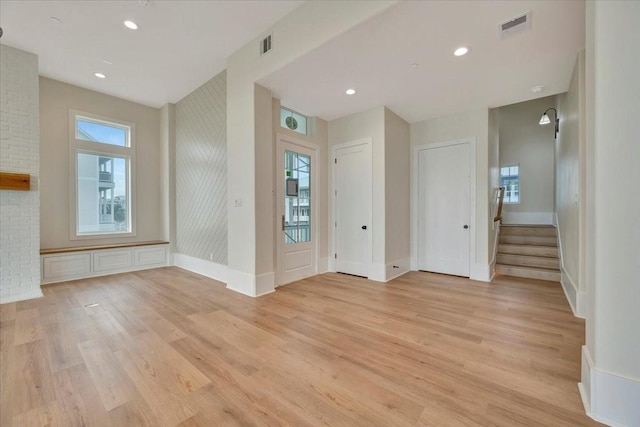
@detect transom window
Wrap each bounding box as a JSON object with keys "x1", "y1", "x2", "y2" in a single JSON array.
[
  {"x1": 70, "y1": 111, "x2": 135, "y2": 238},
  {"x1": 280, "y1": 107, "x2": 308, "y2": 136},
  {"x1": 76, "y1": 115, "x2": 130, "y2": 147},
  {"x1": 500, "y1": 164, "x2": 520, "y2": 204}
]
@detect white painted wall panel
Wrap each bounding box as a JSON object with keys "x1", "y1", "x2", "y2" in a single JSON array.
[
  {"x1": 175, "y1": 70, "x2": 227, "y2": 265},
  {"x1": 0, "y1": 45, "x2": 41, "y2": 303}
]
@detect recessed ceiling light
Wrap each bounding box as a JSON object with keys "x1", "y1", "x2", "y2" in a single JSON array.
[
  {"x1": 345, "y1": 89, "x2": 356, "y2": 95},
  {"x1": 124, "y1": 20, "x2": 138, "y2": 30},
  {"x1": 411, "y1": 63, "x2": 419, "y2": 69},
  {"x1": 50, "y1": 16, "x2": 62, "y2": 24},
  {"x1": 531, "y1": 85, "x2": 544, "y2": 93},
  {"x1": 94, "y1": 72, "x2": 106, "y2": 79},
  {"x1": 102, "y1": 59, "x2": 114, "y2": 65},
  {"x1": 454, "y1": 47, "x2": 469, "y2": 57}
]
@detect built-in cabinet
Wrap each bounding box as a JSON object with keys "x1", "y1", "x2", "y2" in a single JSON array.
[{"x1": 41, "y1": 243, "x2": 168, "y2": 284}]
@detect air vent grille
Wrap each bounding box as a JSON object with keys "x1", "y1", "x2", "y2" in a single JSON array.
[
  {"x1": 499, "y1": 12, "x2": 531, "y2": 38},
  {"x1": 260, "y1": 34, "x2": 272, "y2": 55}
]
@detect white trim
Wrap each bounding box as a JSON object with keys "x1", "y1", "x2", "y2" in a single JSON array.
[
  {"x1": 41, "y1": 244, "x2": 169, "y2": 285},
  {"x1": 368, "y1": 263, "x2": 386, "y2": 282},
  {"x1": 411, "y1": 137, "x2": 477, "y2": 279},
  {"x1": 489, "y1": 221, "x2": 501, "y2": 281},
  {"x1": 329, "y1": 138, "x2": 373, "y2": 278},
  {"x1": 501, "y1": 211, "x2": 554, "y2": 225},
  {"x1": 555, "y1": 212, "x2": 585, "y2": 318},
  {"x1": 317, "y1": 257, "x2": 329, "y2": 274},
  {"x1": 580, "y1": 346, "x2": 640, "y2": 426},
  {"x1": 0, "y1": 287, "x2": 43, "y2": 305},
  {"x1": 173, "y1": 253, "x2": 228, "y2": 283},
  {"x1": 275, "y1": 133, "x2": 318, "y2": 286},
  {"x1": 385, "y1": 257, "x2": 410, "y2": 281},
  {"x1": 68, "y1": 109, "x2": 137, "y2": 241},
  {"x1": 225, "y1": 268, "x2": 275, "y2": 297},
  {"x1": 470, "y1": 263, "x2": 491, "y2": 282}
]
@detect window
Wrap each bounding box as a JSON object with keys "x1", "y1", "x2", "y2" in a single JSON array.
[
  {"x1": 280, "y1": 107, "x2": 308, "y2": 136},
  {"x1": 70, "y1": 111, "x2": 134, "y2": 238},
  {"x1": 500, "y1": 164, "x2": 520, "y2": 204}
]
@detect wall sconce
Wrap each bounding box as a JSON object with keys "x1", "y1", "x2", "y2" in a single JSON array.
[{"x1": 539, "y1": 107, "x2": 559, "y2": 139}]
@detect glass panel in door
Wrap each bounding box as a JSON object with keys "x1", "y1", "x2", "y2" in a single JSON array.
[{"x1": 284, "y1": 150, "x2": 311, "y2": 244}]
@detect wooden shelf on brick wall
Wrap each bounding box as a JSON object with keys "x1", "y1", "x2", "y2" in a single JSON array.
[{"x1": 0, "y1": 172, "x2": 31, "y2": 191}]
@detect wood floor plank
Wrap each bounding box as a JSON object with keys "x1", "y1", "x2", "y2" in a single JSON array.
[
  {"x1": 1, "y1": 268, "x2": 601, "y2": 426},
  {"x1": 14, "y1": 307, "x2": 43, "y2": 345},
  {"x1": 53, "y1": 364, "x2": 110, "y2": 427},
  {"x1": 12, "y1": 340, "x2": 57, "y2": 416},
  {"x1": 77, "y1": 339, "x2": 137, "y2": 411}
]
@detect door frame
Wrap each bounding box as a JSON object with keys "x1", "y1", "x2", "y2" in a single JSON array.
[
  {"x1": 276, "y1": 133, "x2": 318, "y2": 286},
  {"x1": 329, "y1": 138, "x2": 373, "y2": 276},
  {"x1": 411, "y1": 137, "x2": 477, "y2": 275}
]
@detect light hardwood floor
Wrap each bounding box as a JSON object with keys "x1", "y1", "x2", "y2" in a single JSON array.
[{"x1": 0, "y1": 268, "x2": 600, "y2": 426}]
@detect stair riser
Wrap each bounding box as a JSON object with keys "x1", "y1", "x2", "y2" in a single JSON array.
[
  {"x1": 496, "y1": 254, "x2": 559, "y2": 270},
  {"x1": 495, "y1": 265, "x2": 561, "y2": 282},
  {"x1": 500, "y1": 226, "x2": 557, "y2": 237},
  {"x1": 498, "y1": 244, "x2": 558, "y2": 258},
  {"x1": 499, "y1": 236, "x2": 558, "y2": 246}
]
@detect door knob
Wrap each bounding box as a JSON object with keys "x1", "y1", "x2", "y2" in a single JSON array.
[
  {"x1": 463, "y1": 225, "x2": 469, "y2": 229},
  {"x1": 361, "y1": 225, "x2": 367, "y2": 230}
]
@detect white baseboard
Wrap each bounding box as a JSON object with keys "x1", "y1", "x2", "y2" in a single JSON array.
[
  {"x1": 368, "y1": 263, "x2": 387, "y2": 282},
  {"x1": 502, "y1": 211, "x2": 554, "y2": 225},
  {"x1": 470, "y1": 263, "x2": 491, "y2": 282},
  {"x1": 385, "y1": 257, "x2": 410, "y2": 281},
  {"x1": 555, "y1": 213, "x2": 584, "y2": 318},
  {"x1": 255, "y1": 272, "x2": 275, "y2": 296},
  {"x1": 560, "y1": 269, "x2": 579, "y2": 317},
  {"x1": 580, "y1": 346, "x2": 640, "y2": 426},
  {"x1": 0, "y1": 287, "x2": 44, "y2": 304},
  {"x1": 225, "y1": 268, "x2": 275, "y2": 297},
  {"x1": 173, "y1": 253, "x2": 229, "y2": 283},
  {"x1": 317, "y1": 257, "x2": 330, "y2": 274}
]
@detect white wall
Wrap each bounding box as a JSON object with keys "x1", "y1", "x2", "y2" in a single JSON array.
[
  {"x1": 410, "y1": 109, "x2": 491, "y2": 281},
  {"x1": 328, "y1": 106, "x2": 386, "y2": 279},
  {"x1": 0, "y1": 45, "x2": 41, "y2": 304},
  {"x1": 39, "y1": 77, "x2": 164, "y2": 249},
  {"x1": 556, "y1": 51, "x2": 585, "y2": 316},
  {"x1": 272, "y1": 98, "x2": 329, "y2": 273},
  {"x1": 384, "y1": 107, "x2": 410, "y2": 278},
  {"x1": 488, "y1": 107, "x2": 500, "y2": 276},
  {"x1": 226, "y1": 1, "x2": 395, "y2": 294},
  {"x1": 174, "y1": 71, "x2": 227, "y2": 265},
  {"x1": 580, "y1": 2, "x2": 640, "y2": 426},
  {"x1": 498, "y1": 96, "x2": 556, "y2": 225}
]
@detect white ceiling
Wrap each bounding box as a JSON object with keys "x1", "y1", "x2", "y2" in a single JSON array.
[
  {"x1": 0, "y1": 0, "x2": 302, "y2": 108},
  {"x1": 259, "y1": 1, "x2": 585, "y2": 123}
]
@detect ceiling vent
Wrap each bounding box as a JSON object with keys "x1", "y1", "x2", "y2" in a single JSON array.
[
  {"x1": 499, "y1": 12, "x2": 531, "y2": 39},
  {"x1": 260, "y1": 34, "x2": 272, "y2": 56}
]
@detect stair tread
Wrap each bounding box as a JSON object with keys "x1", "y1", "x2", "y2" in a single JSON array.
[
  {"x1": 497, "y1": 251, "x2": 558, "y2": 259},
  {"x1": 496, "y1": 263, "x2": 560, "y2": 272}
]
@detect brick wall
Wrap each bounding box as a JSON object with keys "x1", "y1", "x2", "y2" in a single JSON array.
[{"x1": 0, "y1": 44, "x2": 41, "y2": 303}]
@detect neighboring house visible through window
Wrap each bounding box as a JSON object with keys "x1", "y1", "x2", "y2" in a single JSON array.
[
  {"x1": 500, "y1": 164, "x2": 520, "y2": 204},
  {"x1": 70, "y1": 112, "x2": 135, "y2": 238}
]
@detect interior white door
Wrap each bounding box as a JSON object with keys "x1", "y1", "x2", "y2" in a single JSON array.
[
  {"x1": 418, "y1": 142, "x2": 470, "y2": 276},
  {"x1": 277, "y1": 138, "x2": 316, "y2": 285},
  {"x1": 335, "y1": 142, "x2": 371, "y2": 277}
]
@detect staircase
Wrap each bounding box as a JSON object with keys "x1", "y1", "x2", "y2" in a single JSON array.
[{"x1": 495, "y1": 225, "x2": 560, "y2": 281}]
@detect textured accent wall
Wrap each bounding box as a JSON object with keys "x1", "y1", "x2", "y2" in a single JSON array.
[
  {"x1": 175, "y1": 70, "x2": 227, "y2": 264},
  {"x1": 0, "y1": 45, "x2": 41, "y2": 303}
]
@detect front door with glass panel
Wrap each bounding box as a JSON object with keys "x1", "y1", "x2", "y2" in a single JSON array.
[{"x1": 277, "y1": 137, "x2": 316, "y2": 285}]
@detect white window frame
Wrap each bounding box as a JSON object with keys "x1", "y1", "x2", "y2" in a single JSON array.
[
  {"x1": 500, "y1": 163, "x2": 521, "y2": 204},
  {"x1": 280, "y1": 106, "x2": 308, "y2": 136},
  {"x1": 69, "y1": 110, "x2": 136, "y2": 240}
]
